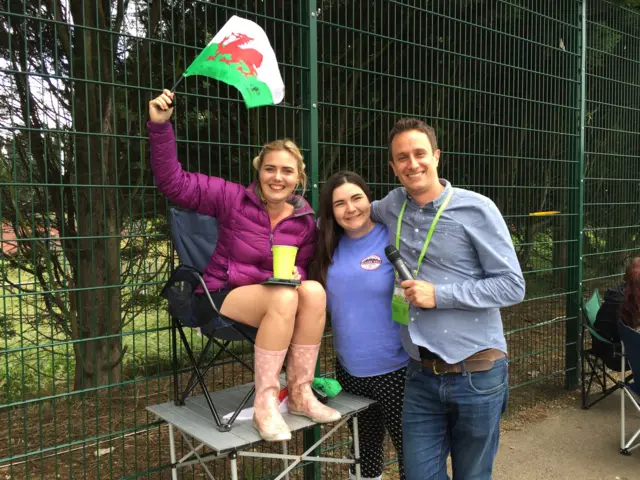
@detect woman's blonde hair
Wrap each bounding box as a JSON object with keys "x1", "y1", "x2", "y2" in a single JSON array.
[{"x1": 252, "y1": 139, "x2": 307, "y2": 194}]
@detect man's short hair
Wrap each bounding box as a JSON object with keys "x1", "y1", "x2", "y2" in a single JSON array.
[{"x1": 387, "y1": 118, "x2": 438, "y2": 156}]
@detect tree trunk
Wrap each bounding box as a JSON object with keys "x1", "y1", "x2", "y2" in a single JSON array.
[
  {"x1": 68, "y1": 0, "x2": 124, "y2": 389},
  {"x1": 72, "y1": 145, "x2": 123, "y2": 390},
  {"x1": 74, "y1": 335, "x2": 123, "y2": 389}
]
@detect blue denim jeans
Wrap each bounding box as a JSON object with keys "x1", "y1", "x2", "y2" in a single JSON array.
[{"x1": 402, "y1": 356, "x2": 508, "y2": 480}]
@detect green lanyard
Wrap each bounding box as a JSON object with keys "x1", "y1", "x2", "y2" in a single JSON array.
[{"x1": 395, "y1": 188, "x2": 453, "y2": 277}]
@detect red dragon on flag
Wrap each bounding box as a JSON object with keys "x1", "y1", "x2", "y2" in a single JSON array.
[{"x1": 207, "y1": 33, "x2": 264, "y2": 78}]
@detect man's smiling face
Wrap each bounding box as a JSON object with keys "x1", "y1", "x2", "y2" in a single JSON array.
[{"x1": 389, "y1": 129, "x2": 441, "y2": 201}]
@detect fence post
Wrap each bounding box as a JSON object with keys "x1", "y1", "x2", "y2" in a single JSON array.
[
  {"x1": 303, "y1": 0, "x2": 321, "y2": 479},
  {"x1": 307, "y1": 1, "x2": 320, "y2": 212},
  {"x1": 566, "y1": 0, "x2": 587, "y2": 389}
]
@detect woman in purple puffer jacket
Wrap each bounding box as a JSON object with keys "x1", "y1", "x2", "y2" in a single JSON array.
[{"x1": 148, "y1": 90, "x2": 340, "y2": 442}]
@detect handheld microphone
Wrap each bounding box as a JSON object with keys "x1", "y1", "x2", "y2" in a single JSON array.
[{"x1": 384, "y1": 245, "x2": 414, "y2": 282}]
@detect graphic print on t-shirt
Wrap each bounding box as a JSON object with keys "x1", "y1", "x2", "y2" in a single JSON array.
[{"x1": 360, "y1": 254, "x2": 382, "y2": 271}]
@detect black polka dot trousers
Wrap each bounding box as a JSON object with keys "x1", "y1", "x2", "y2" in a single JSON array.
[{"x1": 336, "y1": 361, "x2": 406, "y2": 480}]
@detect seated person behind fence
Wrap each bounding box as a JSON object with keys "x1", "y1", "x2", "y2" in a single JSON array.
[
  {"x1": 310, "y1": 171, "x2": 409, "y2": 480},
  {"x1": 620, "y1": 257, "x2": 640, "y2": 332},
  {"x1": 147, "y1": 89, "x2": 340, "y2": 442},
  {"x1": 594, "y1": 257, "x2": 640, "y2": 350},
  {"x1": 591, "y1": 283, "x2": 625, "y2": 371}
]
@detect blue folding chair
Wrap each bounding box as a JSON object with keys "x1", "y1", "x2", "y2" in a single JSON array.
[
  {"x1": 160, "y1": 208, "x2": 258, "y2": 432},
  {"x1": 618, "y1": 322, "x2": 640, "y2": 455}
]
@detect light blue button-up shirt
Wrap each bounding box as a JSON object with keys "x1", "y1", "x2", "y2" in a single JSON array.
[{"x1": 371, "y1": 179, "x2": 525, "y2": 364}]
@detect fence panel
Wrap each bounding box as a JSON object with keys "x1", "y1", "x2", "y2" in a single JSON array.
[
  {"x1": 583, "y1": 1, "x2": 640, "y2": 295},
  {"x1": 317, "y1": 0, "x2": 584, "y2": 397},
  {"x1": 0, "y1": 1, "x2": 310, "y2": 478}
]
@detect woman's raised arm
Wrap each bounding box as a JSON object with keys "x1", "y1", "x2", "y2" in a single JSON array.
[{"x1": 147, "y1": 90, "x2": 241, "y2": 219}]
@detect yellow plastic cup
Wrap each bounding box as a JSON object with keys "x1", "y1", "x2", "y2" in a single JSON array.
[{"x1": 272, "y1": 245, "x2": 298, "y2": 280}]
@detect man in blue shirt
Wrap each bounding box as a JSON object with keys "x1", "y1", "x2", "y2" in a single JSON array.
[{"x1": 371, "y1": 118, "x2": 525, "y2": 480}]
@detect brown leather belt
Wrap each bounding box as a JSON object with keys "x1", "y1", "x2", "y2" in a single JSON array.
[{"x1": 410, "y1": 348, "x2": 506, "y2": 375}]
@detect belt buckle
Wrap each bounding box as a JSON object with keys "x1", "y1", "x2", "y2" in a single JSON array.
[{"x1": 432, "y1": 360, "x2": 441, "y2": 375}]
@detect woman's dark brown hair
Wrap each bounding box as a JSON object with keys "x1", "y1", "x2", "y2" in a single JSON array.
[
  {"x1": 309, "y1": 171, "x2": 373, "y2": 287},
  {"x1": 621, "y1": 257, "x2": 640, "y2": 330}
]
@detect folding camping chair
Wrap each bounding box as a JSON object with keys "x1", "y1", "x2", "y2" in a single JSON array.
[
  {"x1": 581, "y1": 289, "x2": 626, "y2": 409},
  {"x1": 160, "y1": 208, "x2": 257, "y2": 432},
  {"x1": 617, "y1": 322, "x2": 640, "y2": 455}
]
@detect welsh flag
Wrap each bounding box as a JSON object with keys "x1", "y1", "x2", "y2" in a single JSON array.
[{"x1": 183, "y1": 16, "x2": 285, "y2": 108}]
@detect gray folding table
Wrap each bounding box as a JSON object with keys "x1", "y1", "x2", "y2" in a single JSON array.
[{"x1": 148, "y1": 378, "x2": 376, "y2": 480}]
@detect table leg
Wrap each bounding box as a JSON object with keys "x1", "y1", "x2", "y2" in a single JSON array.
[{"x1": 168, "y1": 424, "x2": 178, "y2": 480}]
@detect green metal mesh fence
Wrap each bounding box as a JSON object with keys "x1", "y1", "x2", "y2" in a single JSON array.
[
  {"x1": 1, "y1": 0, "x2": 639, "y2": 478},
  {"x1": 583, "y1": 3, "x2": 640, "y2": 294}
]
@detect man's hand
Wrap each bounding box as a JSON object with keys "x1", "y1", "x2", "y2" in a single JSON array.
[{"x1": 401, "y1": 279, "x2": 436, "y2": 309}]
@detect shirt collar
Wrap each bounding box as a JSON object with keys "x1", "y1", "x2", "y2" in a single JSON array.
[{"x1": 405, "y1": 179, "x2": 452, "y2": 209}]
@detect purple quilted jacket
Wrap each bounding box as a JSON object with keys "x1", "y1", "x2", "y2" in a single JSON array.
[{"x1": 148, "y1": 121, "x2": 316, "y2": 292}]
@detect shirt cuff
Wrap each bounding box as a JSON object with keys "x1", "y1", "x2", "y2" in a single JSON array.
[
  {"x1": 434, "y1": 284, "x2": 455, "y2": 309},
  {"x1": 147, "y1": 120, "x2": 173, "y2": 133}
]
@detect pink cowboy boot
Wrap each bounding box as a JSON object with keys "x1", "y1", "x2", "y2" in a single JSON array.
[
  {"x1": 252, "y1": 346, "x2": 291, "y2": 441},
  {"x1": 286, "y1": 343, "x2": 341, "y2": 423}
]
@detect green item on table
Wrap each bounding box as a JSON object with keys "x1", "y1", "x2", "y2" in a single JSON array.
[{"x1": 312, "y1": 377, "x2": 342, "y2": 398}]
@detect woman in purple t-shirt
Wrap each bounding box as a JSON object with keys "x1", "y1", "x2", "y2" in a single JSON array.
[{"x1": 311, "y1": 171, "x2": 408, "y2": 480}]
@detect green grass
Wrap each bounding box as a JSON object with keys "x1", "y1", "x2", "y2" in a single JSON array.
[
  {"x1": 1, "y1": 261, "x2": 250, "y2": 403},
  {"x1": 1, "y1": 254, "x2": 177, "y2": 403},
  {"x1": 1, "y1": 296, "x2": 175, "y2": 402}
]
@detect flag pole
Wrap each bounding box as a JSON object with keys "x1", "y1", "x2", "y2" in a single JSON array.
[
  {"x1": 166, "y1": 75, "x2": 184, "y2": 107},
  {"x1": 170, "y1": 75, "x2": 184, "y2": 93}
]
